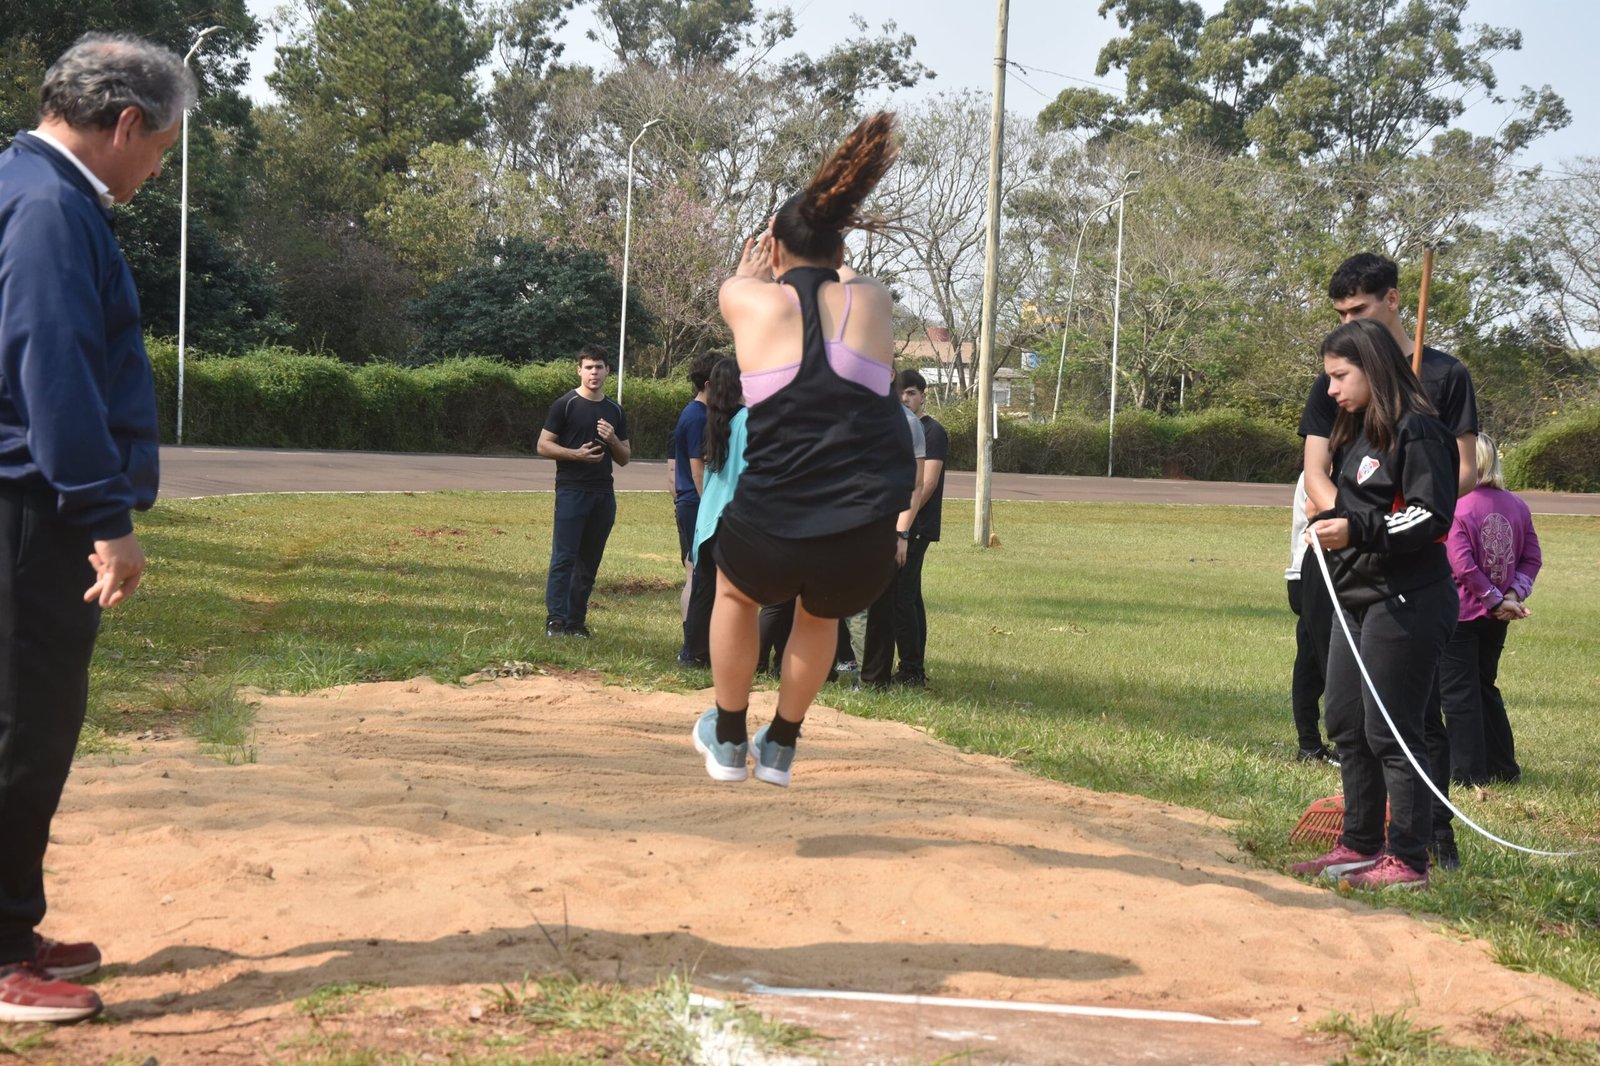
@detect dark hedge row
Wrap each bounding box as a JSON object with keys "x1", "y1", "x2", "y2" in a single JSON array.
[
  {"x1": 1503, "y1": 404, "x2": 1600, "y2": 493},
  {"x1": 147, "y1": 345, "x2": 1597, "y2": 491},
  {"x1": 936, "y1": 403, "x2": 1303, "y2": 482},
  {"x1": 149, "y1": 344, "x2": 692, "y2": 458}
]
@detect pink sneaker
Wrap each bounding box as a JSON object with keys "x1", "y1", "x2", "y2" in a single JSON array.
[
  {"x1": 1340, "y1": 854, "x2": 1429, "y2": 890},
  {"x1": 0, "y1": 962, "x2": 103, "y2": 1023},
  {"x1": 1288, "y1": 844, "x2": 1379, "y2": 880},
  {"x1": 35, "y1": 934, "x2": 102, "y2": 979}
]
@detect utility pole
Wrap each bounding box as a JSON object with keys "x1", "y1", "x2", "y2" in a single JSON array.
[{"x1": 974, "y1": 0, "x2": 1009, "y2": 547}]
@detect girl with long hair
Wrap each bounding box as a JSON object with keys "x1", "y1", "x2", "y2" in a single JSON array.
[
  {"x1": 1290, "y1": 318, "x2": 1460, "y2": 889},
  {"x1": 692, "y1": 112, "x2": 915, "y2": 786},
  {"x1": 682, "y1": 357, "x2": 746, "y2": 665}
]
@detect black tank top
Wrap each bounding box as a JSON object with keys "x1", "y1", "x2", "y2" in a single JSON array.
[{"x1": 726, "y1": 266, "x2": 915, "y2": 538}]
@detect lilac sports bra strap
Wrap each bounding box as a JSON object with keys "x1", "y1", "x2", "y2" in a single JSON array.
[{"x1": 834, "y1": 282, "x2": 854, "y2": 342}]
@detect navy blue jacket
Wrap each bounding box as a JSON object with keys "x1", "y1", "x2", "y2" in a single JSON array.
[{"x1": 0, "y1": 131, "x2": 159, "y2": 539}]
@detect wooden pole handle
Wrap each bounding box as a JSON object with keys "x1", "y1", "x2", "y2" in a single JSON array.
[{"x1": 1412, "y1": 247, "x2": 1435, "y2": 377}]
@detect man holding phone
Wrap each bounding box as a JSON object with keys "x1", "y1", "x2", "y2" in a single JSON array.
[{"x1": 537, "y1": 347, "x2": 630, "y2": 638}]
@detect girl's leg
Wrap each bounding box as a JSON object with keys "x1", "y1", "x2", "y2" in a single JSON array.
[
  {"x1": 710, "y1": 569, "x2": 761, "y2": 723},
  {"x1": 1358, "y1": 583, "x2": 1457, "y2": 873},
  {"x1": 1476, "y1": 618, "x2": 1520, "y2": 781},
  {"x1": 1324, "y1": 606, "x2": 1385, "y2": 855},
  {"x1": 774, "y1": 599, "x2": 840, "y2": 725},
  {"x1": 1438, "y1": 621, "x2": 1487, "y2": 784}
]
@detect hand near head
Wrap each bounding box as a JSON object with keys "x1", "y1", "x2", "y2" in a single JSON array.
[
  {"x1": 85, "y1": 533, "x2": 145, "y2": 608},
  {"x1": 736, "y1": 230, "x2": 774, "y2": 281}
]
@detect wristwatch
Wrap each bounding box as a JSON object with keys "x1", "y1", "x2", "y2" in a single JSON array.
[{"x1": 897, "y1": 530, "x2": 911, "y2": 540}]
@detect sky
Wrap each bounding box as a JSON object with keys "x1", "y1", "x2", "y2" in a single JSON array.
[{"x1": 241, "y1": 0, "x2": 1596, "y2": 171}]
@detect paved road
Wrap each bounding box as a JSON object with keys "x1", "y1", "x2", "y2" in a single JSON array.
[{"x1": 159, "y1": 446, "x2": 1600, "y2": 516}]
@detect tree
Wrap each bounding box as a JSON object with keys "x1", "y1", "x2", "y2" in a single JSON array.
[
  {"x1": 1049, "y1": 0, "x2": 1568, "y2": 173},
  {"x1": 588, "y1": 0, "x2": 794, "y2": 69},
  {"x1": 412, "y1": 237, "x2": 651, "y2": 363},
  {"x1": 866, "y1": 93, "x2": 1069, "y2": 394},
  {"x1": 367, "y1": 141, "x2": 546, "y2": 285},
  {"x1": 269, "y1": 0, "x2": 491, "y2": 204}
]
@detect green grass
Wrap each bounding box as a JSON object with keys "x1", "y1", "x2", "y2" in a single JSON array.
[{"x1": 89, "y1": 490, "x2": 1600, "y2": 1058}]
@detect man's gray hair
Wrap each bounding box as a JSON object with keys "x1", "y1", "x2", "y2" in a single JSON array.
[{"x1": 40, "y1": 32, "x2": 199, "y2": 133}]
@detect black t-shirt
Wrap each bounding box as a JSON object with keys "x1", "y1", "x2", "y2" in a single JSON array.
[
  {"x1": 912, "y1": 414, "x2": 949, "y2": 541},
  {"x1": 542, "y1": 390, "x2": 628, "y2": 491},
  {"x1": 1299, "y1": 345, "x2": 1478, "y2": 440}
]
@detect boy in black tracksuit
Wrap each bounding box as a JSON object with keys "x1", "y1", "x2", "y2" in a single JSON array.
[{"x1": 1299, "y1": 323, "x2": 1460, "y2": 887}]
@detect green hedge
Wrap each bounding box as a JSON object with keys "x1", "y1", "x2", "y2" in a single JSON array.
[
  {"x1": 934, "y1": 401, "x2": 1300, "y2": 482},
  {"x1": 1504, "y1": 405, "x2": 1600, "y2": 493},
  {"x1": 162, "y1": 346, "x2": 1600, "y2": 490},
  {"x1": 150, "y1": 343, "x2": 693, "y2": 459}
]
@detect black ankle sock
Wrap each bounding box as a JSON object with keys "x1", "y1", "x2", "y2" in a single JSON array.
[
  {"x1": 766, "y1": 713, "x2": 801, "y2": 748},
  {"x1": 715, "y1": 705, "x2": 748, "y2": 745}
]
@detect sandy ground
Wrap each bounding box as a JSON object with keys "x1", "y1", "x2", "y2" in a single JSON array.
[{"x1": 25, "y1": 673, "x2": 1600, "y2": 1064}]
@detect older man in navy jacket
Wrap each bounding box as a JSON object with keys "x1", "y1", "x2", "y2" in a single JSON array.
[{"x1": 0, "y1": 33, "x2": 193, "y2": 1022}]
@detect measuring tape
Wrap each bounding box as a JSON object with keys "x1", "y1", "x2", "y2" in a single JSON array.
[{"x1": 1310, "y1": 538, "x2": 1584, "y2": 858}]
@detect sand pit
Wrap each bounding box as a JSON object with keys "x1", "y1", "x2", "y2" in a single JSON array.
[{"x1": 30, "y1": 673, "x2": 1600, "y2": 1063}]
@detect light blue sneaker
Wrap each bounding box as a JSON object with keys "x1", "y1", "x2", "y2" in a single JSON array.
[
  {"x1": 693, "y1": 708, "x2": 747, "y2": 782},
  {"x1": 751, "y1": 726, "x2": 796, "y2": 787}
]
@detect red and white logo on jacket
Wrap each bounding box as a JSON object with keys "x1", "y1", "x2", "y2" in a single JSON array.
[{"x1": 1357, "y1": 455, "x2": 1380, "y2": 485}]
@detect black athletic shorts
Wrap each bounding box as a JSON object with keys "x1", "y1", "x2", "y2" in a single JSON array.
[
  {"x1": 674, "y1": 494, "x2": 698, "y2": 564},
  {"x1": 714, "y1": 511, "x2": 898, "y2": 619}
]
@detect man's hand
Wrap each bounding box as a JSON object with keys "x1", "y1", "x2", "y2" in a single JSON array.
[
  {"x1": 572, "y1": 441, "x2": 606, "y2": 462},
  {"x1": 895, "y1": 537, "x2": 908, "y2": 568},
  {"x1": 85, "y1": 532, "x2": 145, "y2": 608},
  {"x1": 596, "y1": 418, "x2": 617, "y2": 443}
]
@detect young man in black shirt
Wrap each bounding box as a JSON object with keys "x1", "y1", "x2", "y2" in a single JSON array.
[
  {"x1": 1298, "y1": 252, "x2": 1479, "y2": 869},
  {"x1": 537, "y1": 348, "x2": 630, "y2": 638},
  {"x1": 893, "y1": 369, "x2": 948, "y2": 686}
]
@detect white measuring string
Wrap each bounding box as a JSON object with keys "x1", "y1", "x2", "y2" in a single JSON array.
[{"x1": 1310, "y1": 538, "x2": 1584, "y2": 858}]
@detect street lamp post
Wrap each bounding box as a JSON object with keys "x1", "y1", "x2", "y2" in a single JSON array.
[
  {"x1": 1051, "y1": 194, "x2": 1120, "y2": 422},
  {"x1": 1106, "y1": 170, "x2": 1138, "y2": 478},
  {"x1": 616, "y1": 118, "x2": 661, "y2": 407},
  {"x1": 176, "y1": 24, "x2": 223, "y2": 446}
]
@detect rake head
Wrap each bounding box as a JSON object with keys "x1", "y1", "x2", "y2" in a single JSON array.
[
  {"x1": 1290, "y1": 794, "x2": 1346, "y2": 845},
  {"x1": 1289, "y1": 794, "x2": 1390, "y2": 845}
]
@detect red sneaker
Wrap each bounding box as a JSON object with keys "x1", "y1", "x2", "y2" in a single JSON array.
[
  {"x1": 1340, "y1": 854, "x2": 1429, "y2": 891},
  {"x1": 0, "y1": 962, "x2": 103, "y2": 1023},
  {"x1": 34, "y1": 934, "x2": 102, "y2": 979},
  {"x1": 1288, "y1": 844, "x2": 1379, "y2": 880}
]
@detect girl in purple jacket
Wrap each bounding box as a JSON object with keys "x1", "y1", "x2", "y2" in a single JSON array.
[{"x1": 1439, "y1": 434, "x2": 1542, "y2": 786}]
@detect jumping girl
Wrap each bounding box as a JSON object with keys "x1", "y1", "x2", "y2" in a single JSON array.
[
  {"x1": 692, "y1": 112, "x2": 914, "y2": 786},
  {"x1": 1291, "y1": 318, "x2": 1460, "y2": 889}
]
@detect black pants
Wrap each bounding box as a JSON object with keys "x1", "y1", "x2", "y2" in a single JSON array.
[
  {"x1": 1287, "y1": 578, "x2": 1326, "y2": 751},
  {"x1": 861, "y1": 565, "x2": 899, "y2": 686},
  {"x1": 544, "y1": 488, "x2": 615, "y2": 628},
  {"x1": 893, "y1": 537, "x2": 932, "y2": 681},
  {"x1": 0, "y1": 484, "x2": 101, "y2": 965},
  {"x1": 1324, "y1": 579, "x2": 1457, "y2": 874},
  {"x1": 682, "y1": 532, "x2": 717, "y2": 663},
  {"x1": 1439, "y1": 616, "x2": 1518, "y2": 785},
  {"x1": 1308, "y1": 562, "x2": 1454, "y2": 843}
]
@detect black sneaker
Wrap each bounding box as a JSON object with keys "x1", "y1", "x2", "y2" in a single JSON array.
[
  {"x1": 568, "y1": 624, "x2": 591, "y2": 639},
  {"x1": 1297, "y1": 745, "x2": 1340, "y2": 767},
  {"x1": 545, "y1": 620, "x2": 565, "y2": 638},
  {"x1": 1429, "y1": 836, "x2": 1461, "y2": 871}
]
